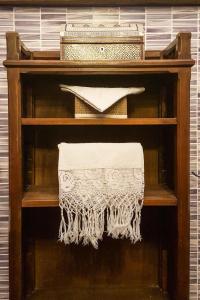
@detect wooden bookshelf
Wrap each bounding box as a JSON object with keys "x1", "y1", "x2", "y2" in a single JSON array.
[{"x1": 4, "y1": 31, "x2": 194, "y2": 300}]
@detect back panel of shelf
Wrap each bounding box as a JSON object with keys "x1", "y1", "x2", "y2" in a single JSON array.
[
  {"x1": 22, "y1": 206, "x2": 175, "y2": 300},
  {"x1": 22, "y1": 125, "x2": 175, "y2": 192},
  {"x1": 21, "y1": 73, "x2": 176, "y2": 119}
]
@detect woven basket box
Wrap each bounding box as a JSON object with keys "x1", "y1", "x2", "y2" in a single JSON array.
[{"x1": 75, "y1": 96, "x2": 127, "y2": 119}]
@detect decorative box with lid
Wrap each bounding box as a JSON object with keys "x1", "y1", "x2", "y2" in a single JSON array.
[{"x1": 60, "y1": 23, "x2": 144, "y2": 61}]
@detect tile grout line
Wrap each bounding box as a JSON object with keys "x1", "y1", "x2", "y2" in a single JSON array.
[
  {"x1": 40, "y1": 7, "x2": 42, "y2": 50},
  {"x1": 144, "y1": 6, "x2": 147, "y2": 50},
  {"x1": 197, "y1": 6, "x2": 199, "y2": 300},
  {"x1": 67, "y1": 7, "x2": 68, "y2": 31},
  {"x1": 171, "y1": 6, "x2": 173, "y2": 43},
  {"x1": 13, "y1": 7, "x2": 15, "y2": 32}
]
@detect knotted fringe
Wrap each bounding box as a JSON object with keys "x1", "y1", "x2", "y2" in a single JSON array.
[
  {"x1": 59, "y1": 201, "x2": 105, "y2": 249},
  {"x1": 107, "y1": 202, "x2": 143, "y2": 243},
  {"x1": 58, "y1": 168, "x2": 144, "y2": 249}
]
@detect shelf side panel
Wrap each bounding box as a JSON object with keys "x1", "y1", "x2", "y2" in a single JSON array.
[
  {"x1": 8, "y1": 68, "x2": 23, "y2": 300},
  {"x1": 175, "y1": 69, "x2": 191, "y2": 300}
]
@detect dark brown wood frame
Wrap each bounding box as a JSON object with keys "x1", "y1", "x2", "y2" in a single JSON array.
[
  {"x1": 0, "y1": 0, "x2": 200, "y2": 6},
  {"x1": 4, "y1": 31, "x2": 194, "y2": 300}
]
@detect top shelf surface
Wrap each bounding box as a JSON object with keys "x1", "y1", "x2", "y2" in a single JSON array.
[
  {"x1": 4, "y1": 32, "x2": 195, "y2": 72},
  {"x1": 4, "y1": 59, "x2": 195, "y2": 70}
]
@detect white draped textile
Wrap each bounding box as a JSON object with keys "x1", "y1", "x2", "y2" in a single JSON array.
[{"x1": 58, "y1": 143, "x2": 144, "y2": 249}]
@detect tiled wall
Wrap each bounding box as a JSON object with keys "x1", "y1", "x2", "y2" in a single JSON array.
[{"x1": 0, "y1": 5, "x2": 199, "y2": 300}]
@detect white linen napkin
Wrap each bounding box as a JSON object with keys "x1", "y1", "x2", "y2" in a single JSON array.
[{"x1": 60, "y1": 85, "x2": 145, "y2": 112}]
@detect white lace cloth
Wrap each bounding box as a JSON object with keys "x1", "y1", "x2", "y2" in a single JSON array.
[{"x1": 58, "y1": 143, "x2": 144, "y2": 249}]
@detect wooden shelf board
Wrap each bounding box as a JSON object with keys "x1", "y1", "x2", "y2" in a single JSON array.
[
  {"x1": 21, "y1": 118, "x2": 177, "y2": 126},
  {"x1": 25, "y1": 286, "x2": 169, "y2": 300},
  {"x1": 4, "y1": 59, "x2": 194, "y2": 69},
  {"x1": 22, "y1": 185, "x2": 177, "y2": 207}
]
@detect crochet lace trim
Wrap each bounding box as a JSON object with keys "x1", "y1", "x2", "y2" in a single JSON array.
[{"x1": 59, "y1": 168, "x2": 144, "y2": 249}]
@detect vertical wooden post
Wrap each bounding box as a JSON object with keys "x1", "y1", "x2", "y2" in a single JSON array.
[
  {"x1": 6, "y1": 32, "x2": 23, "y2": 300},
  {"x1": 175, "y1": 68, "x2": 191, "y2": 300},
  {"x1": 8, "y1": 68, "x2": 22, "y2": 300},
  {"x1": 176, "y1": 32, "x2": 191, "y2": 59},
  {"x1": 6, "y1": 32, "x2": 21, "y2": 60}
]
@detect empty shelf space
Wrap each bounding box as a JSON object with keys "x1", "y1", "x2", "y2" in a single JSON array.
[
  {"x1": 22, "y1": 185, "x2": 177, "y2": 207},
  {"x1": 22, "y1": 186, "x2": 58, "y2": 207},
  {"x1": 21, "y1": 118, "x2": 177, "y2": 126}
]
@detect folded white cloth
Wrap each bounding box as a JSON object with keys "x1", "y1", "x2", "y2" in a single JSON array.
[
  {"x1": 58, "y1": 142, "x2": 144, "y2": 170},
  {"x1": 58, "y1": 143, "x2": 144, "y2": 249},
  {"x1": 60, "y1": 85, "x2": 145, "y2": 112}
]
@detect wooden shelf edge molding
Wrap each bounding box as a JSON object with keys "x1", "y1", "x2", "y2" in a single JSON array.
[
  {"x1": 21, "y1": 118, "x2": 177, "y2": 126},
  {"x1": 0, "y1": 0, "x2": 200, "y2": 6},
  {"x1": 22, "y1": 185, "x2": 178, "y2": 207},
  {"x1": 23, "y1": 286, "x2": 169, "y2": 300},
  {"x1": 4, "y1": 59, "x2": 195, "y2": 68}
]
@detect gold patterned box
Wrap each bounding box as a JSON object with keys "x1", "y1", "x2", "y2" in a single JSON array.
[
  {"x1": 75, "y1": 96, "x2": 127, "y2": 119},
  {"x1": 60, "y1": 36, "x2": 144, "y2": 61}
]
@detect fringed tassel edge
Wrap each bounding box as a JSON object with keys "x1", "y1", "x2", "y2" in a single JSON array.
[
  {"x1": 59, "y1": 196, "x2": 143, "y2": 249},
  {"x1": 59, "y1": 204, "x2": 105, "y2": 249}
]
